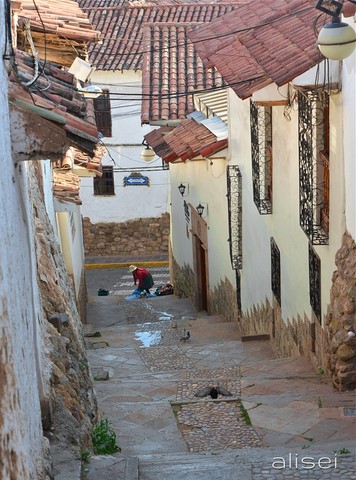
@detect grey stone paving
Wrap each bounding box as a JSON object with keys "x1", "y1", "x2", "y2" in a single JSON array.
[
  {"x1": 84, "y1": 267, "x2": 356, "y2": 479},
  {"x1": 174, "y1": 400, "x2": 262, "y2": 452},
  {"x1": 186, "y1": 365, "x2": 241, "y2": 380},
  {"x1": 251, "y1": 454, "x2": 355, "y2": 479},
  {"x1": 137, "y1": 345, "x2": 196, "y2": 372}
]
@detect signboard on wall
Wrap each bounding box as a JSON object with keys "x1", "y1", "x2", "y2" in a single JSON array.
[{"x1": 123, "y1": 172, "x2": 150, "y2": 186}]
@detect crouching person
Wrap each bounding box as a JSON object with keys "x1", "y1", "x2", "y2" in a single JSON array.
[{"x1": 129, "y1": 265, "x2": 154, "y2": 295}]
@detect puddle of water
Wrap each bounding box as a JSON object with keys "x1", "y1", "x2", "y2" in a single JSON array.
[
  {"x1": 135, "y1": 330, "x2": 162, "y2": 347},
  {"x1": 101, "y1": 355, "x2": 118, "y2": 361}
]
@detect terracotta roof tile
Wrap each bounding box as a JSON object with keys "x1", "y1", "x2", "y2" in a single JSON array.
[
  {"x1": 79, "y1": 2, "x2": 242, "y2": 71},
  {"x1": 144, "y1": 115, "x2": 227, "y2": 163},
  {"x1": 53, "y1": 169, "x2": 81, "y2": 204},
  {"x1": 12, "y1": 0, "x2": 101, "y2": 66},
  {"x1": 141, "y1": 22, "x2": 224, "y2": 124},
  {"x1": 9, "y1": 49, "x2": 100, "y2": 154},
  {"x1": 188, "y1": 0, "x2": 323, "y2": 99}
]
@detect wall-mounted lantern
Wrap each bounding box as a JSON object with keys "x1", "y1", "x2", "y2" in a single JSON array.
[
  {"x1": 178, "y1": 182, "x2": 189, "y2": 196},
  {"x1": 196, "y1": 203, "x2": 205, "y2": 216}
]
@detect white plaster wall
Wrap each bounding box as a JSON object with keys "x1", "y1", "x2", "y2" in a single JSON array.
[
  {"x1": 80, "y1": 70, "x2": 169, "y2": 222},
  {"x1": 228, "y1": 83, "x2": 347, "y2": 324},
  {"x1": 41, "y1": 160, "x2": 57, "y2": 231},
  {"x1": 56, "y1": 206, "x2": 85, "y2": 298},
  {"x1": 342, "y1": 48, "x2": 356, "y2": 238},
  {"x1": 0, "y1": 15, "x2": 45, "y2": 478},
  {"x1": 169, "y1": 154, "x2": 233, "y2": 289}
]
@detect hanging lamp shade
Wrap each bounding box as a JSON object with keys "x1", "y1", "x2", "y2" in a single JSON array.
[{"x1": 317, "y1": 18, "x2": 356, "y2": 60}]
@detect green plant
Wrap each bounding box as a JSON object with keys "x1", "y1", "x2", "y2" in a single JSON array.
[
  {"x1": 301, "y1": 445, "x2": 310, "y2": 449},
  {"x1": 318, "y1": 367, "x2": 325, "y2": 376},
  {"x1": 334, "y1": 448, "x2": 351, "y2": 455},
  {"x1": 237, "y1": 399, "x2": 251, "y2": 426},
  {"x1": 92, "y1": 419, "x2": 121, "y2": 455},
  {"x1": 317, "y1": 396, "x2": 323, "y2": 408},
  {"x1": 80, "y1": 449, "x2": 91, "y2": 464}
]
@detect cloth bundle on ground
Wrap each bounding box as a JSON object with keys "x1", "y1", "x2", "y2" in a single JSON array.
[
  {"x1": 124, "y1": 289, "x2": 157, "y2": 301},
  {"x1": 155, "y1": 283, "x2": 174, "y2": 296},
  {"x1": 98, "y1": 288, "x2": 109, "y2": 296}
]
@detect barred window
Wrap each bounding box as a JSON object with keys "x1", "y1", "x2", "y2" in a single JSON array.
[
  {"x1": 227, "y1": 165, "x2": 242, "y2": 270},
  {"x1": 94, "y1": 89, "x2": 112, "y2": 138},
  {"x1": 309, "y1": 243, "x2": 321, "y2": 323},
  {"x1": 298, "y1": 91, "x2": 329, "y2": 245},
  {"x1": 270, "y1": 237, "x2": 281, "y2": 306},
  {"x1": 93, "y1": 166, "x2": 115, "y2": 196},
  {"x1": 250, "y1": 101, "x2": 273, "y2": 214}
]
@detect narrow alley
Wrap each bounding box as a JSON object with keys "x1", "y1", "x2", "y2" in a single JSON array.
[{"x1": 82, "y1": 266, "x2": 355, "y2": 480}]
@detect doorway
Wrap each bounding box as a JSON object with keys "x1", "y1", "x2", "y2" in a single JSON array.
[{"x1": 190, "y1": 205, "x2": 209, "y2": 312}]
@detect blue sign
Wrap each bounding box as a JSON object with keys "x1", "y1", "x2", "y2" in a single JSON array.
[{"x1": 123, "y1": 174, "x2": 150, "y2": 186}]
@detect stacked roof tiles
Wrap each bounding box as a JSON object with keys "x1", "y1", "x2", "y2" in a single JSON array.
[
  {"x1": 13, "y1": 0, "x2": 101, "y2": 66},
  {"x1": 8, "y1": 50, "x2": 99, "y2": 152},
  {"x1": 9, "y1": 0, "x2": 104, "y2": 203},
  {"x1": 79, "y1": 2, "x2": 241, "y2": 71},
  {"x1": 188, "y1": 0, "x2": 324, "y2": 99}
]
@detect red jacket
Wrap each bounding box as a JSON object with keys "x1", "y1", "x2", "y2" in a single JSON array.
[{"x1": 133, "y1": 268, "x2": 149, "y2": 288}]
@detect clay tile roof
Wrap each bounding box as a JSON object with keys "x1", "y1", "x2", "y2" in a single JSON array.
[
  {"x1": 79, "y1": 2, "x2": 242, "y2": 71},
  {"x1": 141, "y1": 22, "x2": 224, "y2": 124},
  {"x1": 144, "y1": 115, "x2": 227, "y2": 163},
  {"x1": 53, "y1": 169, "x2": 81, "y2": 204},
  {"x1": 12, "y1": 0, "x2": 101, "y2": 66},
  {"x1": 8, "y1": 49, "x2": 100, "y2": 154},
  {"x1": 188, "y1": 0, "x2": 323, "y2": 99}
]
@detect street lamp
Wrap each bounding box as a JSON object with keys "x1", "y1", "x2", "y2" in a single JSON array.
[
  {"x1": 316, "y1": 0, "x2": 356, "y2": 60},
  {"x1": 140, "y1": 140, "x2": 155, "y2": 162}
]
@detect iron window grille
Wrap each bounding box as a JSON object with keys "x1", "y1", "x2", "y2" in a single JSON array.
[
  {"x1": 235, "y1": 269, "x2": 242, "y2": 312},
  {"x1": 270, "y1": 237, "x2": 281, "y2": 306},
  {"x1": 183, "y1": 200, "x2": 190, "y2": 224},
  {"x1": 250, "y1": 101, "x2": 273, "y2": 214},
  {"x1": 94, "y1": 166, "x2": 115, "y2": 196},
  {"x1": 298, "y1": 90, "x2": 329, "y2": 245},
  {"x1": 309, "y1": 243, "x2": 321, "y2": 323},
  {"x1": 94, "y1": 89, "x2": 112, "y2": 138},
  {"x1": 227, "y1": 165, "x2": 242, "y2": 269}
]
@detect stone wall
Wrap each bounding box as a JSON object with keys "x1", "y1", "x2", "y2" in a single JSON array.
[
  {"x1": 324, "y1": 232, "x2": 356, "y2": 391},
  {"x1": 209, "y1": 277, "x2": 240, "y2": 323},
  {"x1": 170, "y1": 252, "x2": 195, "y2": 304},
  {"x1": 238, "y1": 233, "x2": 356, "y2": 392},
  {"x1": 83, "y1": 214, "x2": 170, "y2": 257},
  {"x1": 30, "y1": 164, "x2": 98, "y2": 471}
]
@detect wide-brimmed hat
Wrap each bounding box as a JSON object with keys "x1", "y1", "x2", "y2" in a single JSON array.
[{"x1": 129, "y1": 265, "x2": 137, "y2": 273}]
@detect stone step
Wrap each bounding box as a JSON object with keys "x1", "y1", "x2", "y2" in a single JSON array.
[
  {"x1": 83, "y1": 455, "x2": 138, "y2": 480},
  {"x1": 138, "y1": 441, "x2": 356, "y2": 480}
]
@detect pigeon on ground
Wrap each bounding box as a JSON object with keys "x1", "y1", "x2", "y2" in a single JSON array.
[
  {"x1": 179, "y1": 331, "x2": 191, "y2": 342},
  {"x1": 194, "y1": 385, "x2": 233, "y2": 399}
]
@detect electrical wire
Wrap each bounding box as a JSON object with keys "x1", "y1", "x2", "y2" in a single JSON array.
[{"x1": 86, "y1": 5, "x2": 316, "y2": 59}]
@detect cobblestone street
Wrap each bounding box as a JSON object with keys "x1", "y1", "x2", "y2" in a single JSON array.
[{"x1": 84, "y1": 267, "x2": 356, "y2": 479}]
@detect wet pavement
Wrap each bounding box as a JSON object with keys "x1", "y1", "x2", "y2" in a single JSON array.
[{"x1": 84, "y1": 266, "x2": 356, "y2": 479}]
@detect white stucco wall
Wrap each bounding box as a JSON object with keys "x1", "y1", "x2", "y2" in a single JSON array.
[
  {"x1": 42, "y1": 160, "x2": 57, "y2": 231},
  {"x1": 169, "y1": 154, "x2": 234, "y2": 289},
  {"x1": 0, "y1": 14, "x2": 46, "y2": 478},
  {"x1": 56, "y1": 205, "x2": 85, "y2": 298},
  {"x1": 228, "y1": 81, "x2": 347, "y2": 324},
  {"x1": 342, "y1": 50, "x2": 356, "y2": 238},
  {"x1": 80, "y1": 70, "x2": 169, "y2": 222}
]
